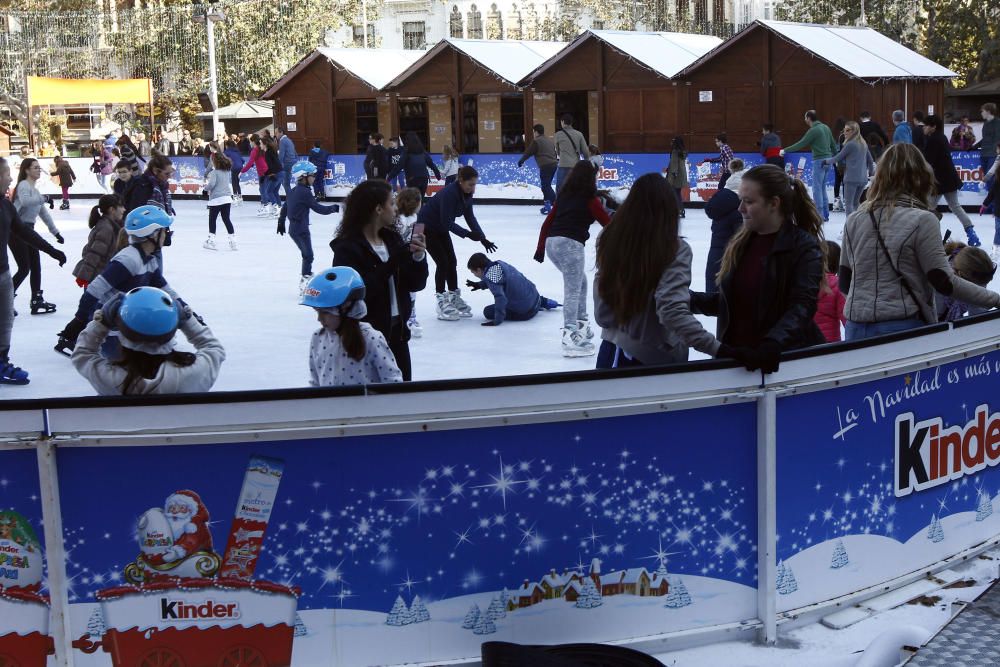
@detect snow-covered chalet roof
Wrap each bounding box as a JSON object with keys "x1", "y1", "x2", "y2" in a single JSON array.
[
  {"x1": 520, "y1": 29, "x2": 722, "y2": 85},
  {"x1": 517, "y1": 581, "x2": 542, "y2": 595},
  {"x1": 263, "y1": 47, "x2": 425, "y2": 98},
  {"x1": 622, "y1": 567, "x2": 649, "y2": 584},
  {"x1": 387, "y1": 38, "x2": 565, "y2": 89},
  {"x1": 600, "y1": 570, "x2": 626, "y2": 585},
  {"x1": 678, "y1": 20, "x2": 955, "y2": 81}
]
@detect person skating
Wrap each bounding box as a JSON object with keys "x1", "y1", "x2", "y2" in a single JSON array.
[
  {"x1": 203, "y1": 152, "x2": 237, "y2": 251},
  {"x1": 554, "y1": 114, "x2": 590, "y2": 194},
  {"x1": 10, "y1": 158, "x2": 63, "y2": 315},
  {"x1": 124, "y1": 154, "x2": 176, "y2": 217},
  {"x1": 364, "y1": 133, "x2": 389, "y2": 181},
  {"x1": 922, "y1": 114, "x2": 981, "y2": 246},
  {"x1": 299, "y1": 266, "x2": 403, "y2": 387},
  {"x1": 395, "y1": 187, "x2": 424, "y2": 337},
  {"x1": 466, "y1": 253, "x2": 558, "y2": 326},
  {"x1": 223, "y1": 140, "x2": 245, "y2": 204},
  {"x1": 700, "y1": 133, "x2": 735, "y2": 189},
  {"x1": 277, "y1": 160, "x2": 341, "y2": 290},
  {"x1": 275, "y1": 126, "x2": 297, "y2": 200},
  {"x1": 72, "y1": 287, "x2": 224, "y2": 395},
  {"x1": 111, "y1": 160, "x2": 132, "y2": 200},
  {"x1": 780, "y1": 111, "x2": 838, "y2": 222},
  {"x1": 72, "y1": 195, "x2": 125, "y2": 291},
  {"x1": 307, "y1": 141, "x2": 329, "y2": 199},
  {"x1": 0, "y1": 157, "x2": 67, "y2": 384},
  {"x1": 517, "y1": 124, "x2": 558, "y2": 214},
  {"x1": 414, "y1": 165, "x2": 496, "y2": 320},
  {"x1": 330, "y1": 179, "x2": 428, "y2": 381},
  {"x1": 51, "y1": 156, "x2": 76, "y2": 210},
  {"x1": 54, "y1": 205, "x2": 179, "y2": 358},
  {"x1": 386, "y1": 133, "x2": 441, "y2": 198}
]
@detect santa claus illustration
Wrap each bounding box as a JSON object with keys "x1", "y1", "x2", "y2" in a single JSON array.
[{"x1": 162, "y1": 490, "x2": 214, "y2": 563}]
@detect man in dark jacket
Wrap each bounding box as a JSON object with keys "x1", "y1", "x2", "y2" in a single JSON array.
[
  {"x1": 921, "y1": 115, "x2": 980, "y2": 246},
  {"x1": 858, "y1": 111, "x2": 889, "y2": 156},
  {"x1": 364, "y1": 133, "x2": 389, "y2": 180},
  {"x1": 466, "y1": 253, "x2": 557, "y2": 325},
  {"x1": 307, "y1": 141, "x2": 330, "y2": 199}
]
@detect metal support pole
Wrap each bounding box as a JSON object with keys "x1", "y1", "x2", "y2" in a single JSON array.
[
  {"x1": 37, "y1": 438, "x2": 73, "y2": 666},
  {"x1": 206, "y1": 17, "x2": 220, "y2": 141},
  {"x1": 362, "y1": 0, "x2": 369, "y2": 48},
  {"x1": 756, "y1": 390, "x2": 777, "y2": 644}
]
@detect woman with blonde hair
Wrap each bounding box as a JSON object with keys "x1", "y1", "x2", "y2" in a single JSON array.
[
  {"x1": 690, "y1": 164, "x2": 827, "y2": 373},
  {"x1": 840, "y1": 143, "x2": 999, "y2": 340},
  {"x1": 822, "y1": 121, "x2": 874, "y2": 216}
]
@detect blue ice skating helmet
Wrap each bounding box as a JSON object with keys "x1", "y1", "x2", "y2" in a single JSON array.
[
  {"x1": 299, "y1": 267, "x2": 366, "y2": 310},
  {"x1": 125, "y1": 205, "x2": 173, "y2": 238},
  {"x1": 291, "y1": 160, "x2": 318, "y2": 181},
  {"x1": 117, "y1": 287, "x2": 181, "y2": 348}
]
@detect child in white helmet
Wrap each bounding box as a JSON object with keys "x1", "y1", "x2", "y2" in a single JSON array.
[
  {"x1": 300, "y1": 266, "x2": 402, "y2": 387},
  {"x1": 278, "y1": 160, "x2": 341, "y2": 290}
]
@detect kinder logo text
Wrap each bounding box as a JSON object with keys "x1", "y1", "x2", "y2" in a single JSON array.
[
  {"x1": 895, "y1": 404, "x2": 1000, "y2": 497},
  {"x1": 160, "y1": 598, "x2": 240, "y2": 622},
  {"x1": 596, "y1": 167, "x2": 619, "y2": 182}
]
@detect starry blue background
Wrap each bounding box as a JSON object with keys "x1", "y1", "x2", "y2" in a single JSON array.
[
  {"x1": 777, "y1": 350, "x2": 1000, "y2": 561},
  {"x1": 54, "y1": 403, "x2": 757, "y2": 612}
]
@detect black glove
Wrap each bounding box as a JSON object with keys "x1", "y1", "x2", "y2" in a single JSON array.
[
  {"x1": 49, "y1": 249, "x2": 67, "y2": 266},
  {"x1": 737, "y1": 339, "x2": 782, "y2": 373},
  {"x1": 533, "y1": 249, "x2": 545, "y2": 263},
  {"x1": 466, "y1": 279, "x2": 486, "y2": 291},
  {"x1": 101, "y1": 293, "x2": 125, "y2": 327},
  {"x1": 44, "y1": 195, "x2": 54, "y2": 209},
  {"x1": 55, "y1": 233, "x2": 65, "y2": 244},
  {"x1": 276, "y1": 220, "x2": 286, "y2": 236},
  {"x1": 180, "y1": 306, "x2": 206, "y2": 326},
  {"x1": 467, "y1": 230, "x2": 483, "y2": 242},
  {"x1": 715, "y1": 343, "x2": 738, "y2": 360},
  {"x1": 60, "y1": 317, "x2": 87, "y2": 342},
  {"x1": 481, "y1": 321, "x2": 498, "y2": 326},
  {"x1": 482, "y1": 239, "x2": 498, "y2": 253}
]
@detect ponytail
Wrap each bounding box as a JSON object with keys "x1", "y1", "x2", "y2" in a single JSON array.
[
  {"x1": 338, "y1": 317, "x2": 367, "y2": 361},
  {"x1": 89, "y1": 194, "x2": 123, "y2": 229}
]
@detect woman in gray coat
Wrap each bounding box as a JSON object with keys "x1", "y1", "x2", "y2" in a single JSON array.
[
  {"x1": 12, "y1": 158, "x2": 63, "y2": 314},
  {"x1": 823, "y1": 121, "x2": 874, "y2": 216},
  {"x1": 203, "y1": 152, "x2": 236, "y2": 251}
]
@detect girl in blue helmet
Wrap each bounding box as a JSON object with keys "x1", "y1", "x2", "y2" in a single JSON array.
[
  {"x1": 54, "y1": 204, "x2": 183, "y2": 357},
  {"x1": 277, "y1": 159, "x2": 340, "y2": 290},
  {"x1": 72, "y1": 286, "x2": 224, "y2": 395},
  {"x1": 300, "y1": 266, "x2": 402, "y2": 387}
]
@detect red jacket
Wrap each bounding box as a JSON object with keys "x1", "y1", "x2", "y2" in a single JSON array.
[
  {"x1": 814, "y1": 273, "x2": 846, "y2": 342},
  {"x1": 240, "y1": 146, "x2": 268, "y2": 178}
]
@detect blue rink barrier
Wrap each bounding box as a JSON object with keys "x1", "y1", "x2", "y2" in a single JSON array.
[
  {"x1": 2, "y1": 313, "x2": 1000, "y2": 665},
  {"x1": 19, "y1": 150, "x2": 993, "y2": 205}
]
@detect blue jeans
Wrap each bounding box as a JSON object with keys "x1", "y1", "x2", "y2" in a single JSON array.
[
  {"x1": 555, "y1": 166, "x2": 572, "y2": 194},
  {"x1": 812, "y1": 162, "x2": 830, "y2": 220},
  {"x1": 280, "y1": 169, "x2": 292, "y2": 200},
  {"x1": 539, "y1": 164, "x2": 556, "y2": 203},
  {"x1": 596, "y1": 340, "x2": 643, "y2": 369},
  {"x1": 262, "y1": 176, "x2": 281, "y2": 205},
  {"x1": 288, "y1": 223, "x2": 313, "y2": 276},
  {"x1": 994, "y1": 216, "x2": 1000, "y2": 246},
  {"x1": 483, "y1": 297, "x2": 543, "y2": 324},
  {"x1": 845, "y1": 317, "x2": 924, "y2": 341}
]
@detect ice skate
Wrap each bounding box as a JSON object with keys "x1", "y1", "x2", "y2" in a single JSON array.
[
  {"x1": 29, "y1": 291, "x2": 56, "y2": 315},
  {"x1": 298, "y1": 274, "x2": 312, "y2": 294},
  {"x1": 965, "y1": 226, "x2": 982, "y2": 247},
  {"x1": 540, "y1": 200, "x2": 552, "y2": 215},
  {"x1": 228, "y1": 235, "x2": 238, "y2": 251},
  {"x1": 561, "y1": 324, "x2": 595, "y2": 357},
  {"x1": 0, "y1": 359, "x2": 29, "y2": 385},
  {"x1": 59, "y1": 201, "x2": 69, "y2": 210},
  {"x1": 53, "y1": 334, "x2": 75, "y2": 357},
  {"x1": 407, "y1": 315, "x2": 423, "y2": 338},
  {"x1": 436, "y1": 292, "x2": 461, "y2": 321},
  {"x1": 270, "y1": 203, "x2": 280, "y2": 217},
  {"x1": 577, "y1": 316, "x2": 595, "y2": 341},
  {"x1": 449, "y1": 289, "x2": 473, "y2": 318},
  {"x1": 832, "y1": 197, "x2": 844, "y2": 212},
  {"x1": 992, "y1": 245, "x2": 1000, "y2": 261},
  {"x1": 255, "y1": 204, "x2": 269, "y2": 217},
  {"x1": 203, "y1": 234, "x2": 218, "y2": 251}
]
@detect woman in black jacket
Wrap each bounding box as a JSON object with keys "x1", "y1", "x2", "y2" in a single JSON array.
[
  {"x1": 330, "y1": 180, "x2": 429, "y2": 380},
  {"x1": 386, "y1": 133, "x2": 441, "y2": 197},
  {"x1": 691, "y1": 165, "x2": 826, "y2": 373},
  {"x1": 921, "y1": 115, "x2": 980, "y2": 246},
  {"x1": 703, "y1": 186, "x2": 742, "y2": 294}
]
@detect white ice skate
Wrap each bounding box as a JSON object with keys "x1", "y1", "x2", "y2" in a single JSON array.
[
  {"x1": 993, "y1": 245, "x2": 1000, "y2": 261},
  {"x1": 298, "y1": 274, "x2": 312, "y2": 294},
  {"x1": 577, "y1": 317, "x2": 595, "y2": 341},
  {"x1": 202, "y1": 234, "x2": 217, "y2": 251},
  {"x1": 407, "y1": 316, "x2": 423, "y2": 338},
  {"x1": 255, "y1": 204, "x2": 268, "y2": 217},
  {"x1": 269, "y1": 203, "x2": 280, "y2": 217},
  {"x1": 562, "y1": 324, "x2": 595, "y2": 357},
  {"x1": 228, "y1": 235, "x2": 238, "y2": 251},
  {"x1": 832, "y1": 197, "x2": 845, "y2": 212},
  {"x1": 436, "y1": 292, "x2": 461, "y2": 321},
  {"x1": 449, "y1": 289, "x2": 473, "y2": 318}
]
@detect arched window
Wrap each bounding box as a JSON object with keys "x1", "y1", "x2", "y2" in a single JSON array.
[
  {"x1": 487, "y1": 3, "x2": 503, "y2": 39},
  {"x1": 450, "y1": 5, "x2": 464, "y2": 38},
  {"x1": 467, "y1": 4, "x2": 484, "y2": 39},
  {"x1": 507, "y1": 4, "x2": 523, "y2": 40}
]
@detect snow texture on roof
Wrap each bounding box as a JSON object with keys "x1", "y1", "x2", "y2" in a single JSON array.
[
  {"x1": 760, "y1": 20, "x2": 956, "y2": 79},
  {"x1": 316, "y1": 47, "x2": 426, "y2": 90},
  {"x1": 445, "y1": 39, "x2": 566, "y2": 85},
  {"x1": 195, "y1": 100, "x2": 273, "y2": 120},
  {"x1": 590, "y1": 30, "x2": 723, "y2": 79},
  {"x1": 600, "y1": 570, "x2": 626, "y2": 584},
  {"x1": 622, "y1": 567, "x2": 649, "y2": 584}
]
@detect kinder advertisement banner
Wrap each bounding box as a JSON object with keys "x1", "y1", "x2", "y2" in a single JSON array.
[
  {"x1": 15, "y1": 151, "x2": 991, "y2": 205},
  {"x1": 775, "y1": 350, "x2": 1000, "y2": 613},
  {"x1": 56, "y1": 404, "x2": 757, "y2": 666},
  {"x1": 0, "y1": 448, "x2": 52, "y2": 667}
]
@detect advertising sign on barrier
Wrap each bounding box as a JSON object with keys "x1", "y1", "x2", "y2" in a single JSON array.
[
  {"x1": 55, "y1": 404, "x2": 757, "y2": 665},
  {"x1": 776, "y1": 350, "x2": 1000, "y2": 612}
]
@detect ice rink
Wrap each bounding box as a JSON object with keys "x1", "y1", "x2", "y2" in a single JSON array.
[{"x1": 3, "y1": 196, "x2": 994, "y2": 398}]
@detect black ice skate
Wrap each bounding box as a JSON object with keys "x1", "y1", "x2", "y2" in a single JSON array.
[
  {"x1": 53, "y1": 335, "x2": 75, "y2": 357},
  {"x1": 30, "y1": 291, "x2": 57, "y2": 314}
]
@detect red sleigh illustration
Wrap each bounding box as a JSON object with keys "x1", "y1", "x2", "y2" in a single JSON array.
[{"x1": 0, "y1": 585, "x2": 55, "y2": 667}]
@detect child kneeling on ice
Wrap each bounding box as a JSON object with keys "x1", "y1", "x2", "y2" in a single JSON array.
[
  {"x1": 300, "y1": 266, "x2": 403, "y2": 386},
  {"x1": 277, "y1": 160, "x2": 340, "y2": 289},
  {"x1": 466, "y1": 252, "x2": 559, "y2": 326}
]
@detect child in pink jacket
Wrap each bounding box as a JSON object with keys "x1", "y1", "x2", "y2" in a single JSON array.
[{"x1": 815, "y1": 240, "x2": 847, "y2": 342}]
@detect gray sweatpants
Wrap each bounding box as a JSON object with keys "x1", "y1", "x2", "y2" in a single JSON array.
[
  {"x1": 0, "y1": 270, "x2": 13, "y2": 361},
  {"x1": 843, "y1": 182, "x2": 865, "y2": 216},
  {"x1": 545, "y1": 236, "x2": 587, "y2": 326},
  {"x1": 936, "y1": 190, "x2": 974, "y2": 229}
]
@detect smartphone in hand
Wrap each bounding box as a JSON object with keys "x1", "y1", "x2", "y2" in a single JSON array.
[{"x1": 410, "y1": 222, "x2": 425, "y2": 252}]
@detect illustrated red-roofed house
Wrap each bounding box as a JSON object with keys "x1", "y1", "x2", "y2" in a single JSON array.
[
  {"x1": 510, "y1": 580, "x2": 544, "y2": 609},
  {"x1": 562, "y1": 579, "x2": 583, "y2": 602},
  {"x1": 649, "y1": 573, "x2": 670, "y2": 597},
  {"x1": 622, "y1": 568, "x2": 651, "y2": 596},
  {"x1": 539, "y1": 569, "x2": 583, "y2": 599},
  {"x1": 599, "y1": 570, "x2": 626, "y2": 596}
]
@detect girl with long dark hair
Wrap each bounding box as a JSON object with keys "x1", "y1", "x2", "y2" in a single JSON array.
[
  {"x1": 72, "y1": 194, "x2": 125, "y2": 289},
  {"x1": 11, "y1": 157, "x2": 63, "y2": 314},
  {"x1": 330, "y1": 179, "x2": 428, "y2": 381},
  {"x1": 666, "y1": 136, "x2": 688, "y2": 217},
  {"x1": 594, "y1": 173, "x2": 724, "y2": 368}
]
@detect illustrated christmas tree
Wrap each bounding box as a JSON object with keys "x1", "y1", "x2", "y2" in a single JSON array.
[
  {"x1": 976, "y1": 491, "x2": 994, "y2": 522},
  {"x1": 86, "y1": 608, "x2": 106, "y2": 638},
  {"x1": 385, "y1": 595, "x2": 413, "y2": 626},
  {"x1": 485, "y1": 594, "x2": 506, "y2": 621},
  {"x1": 472, "y1": 609, "x2": 497, "y2": 635},
  {"x1": 776, "y1": 560, "x2": 798, "y2": 595},
  {"x1": 499, "y1": 588, "x2": 510, "y2": 609},
  {"x1": 293, "y1": 613, "x2": 307, "y2": 637},
  {"x1": 927, "y1": 514, "x2": 944, "y2": 543},
  {"x1": 461, "y1": 603, "x2": 481, "y2": 629},
  {"x1": 410, "y1": 595, "x2": 431, "y2": 623},
  {"x1": 830, "y1": 539, "x2": 849, "y2": 569},
  {"x1": 575, "y1": 577, "x2": 603, "y2": 609},
  {"x1": 663, "y1": 577, "x2": 692, "y2": 608}
]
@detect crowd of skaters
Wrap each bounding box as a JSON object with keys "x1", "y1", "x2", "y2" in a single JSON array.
[{"x1": 1, "y1": 100, "x2": 999, "y2": 390}]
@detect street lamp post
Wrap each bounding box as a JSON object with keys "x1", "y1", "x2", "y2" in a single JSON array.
[{"x1": 195, "y1": 2, "x2": 226, "y2": 141}]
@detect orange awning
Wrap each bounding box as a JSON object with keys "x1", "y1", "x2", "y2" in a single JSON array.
[{"x1": 26, "y1": 76, "x2": 153, "y2": 106}]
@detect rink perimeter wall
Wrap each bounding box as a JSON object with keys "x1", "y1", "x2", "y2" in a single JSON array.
[
  {"x1": 2, "y1": 314, "x2": 1000, "y2": 666},
  {"x1": 18, "y1": 149, "x2": 993, "y2": 206}
]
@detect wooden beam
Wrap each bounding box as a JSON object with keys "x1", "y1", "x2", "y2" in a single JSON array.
[{"x1": 454, "y1": 47, "x2": 463, "y2": 153}]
